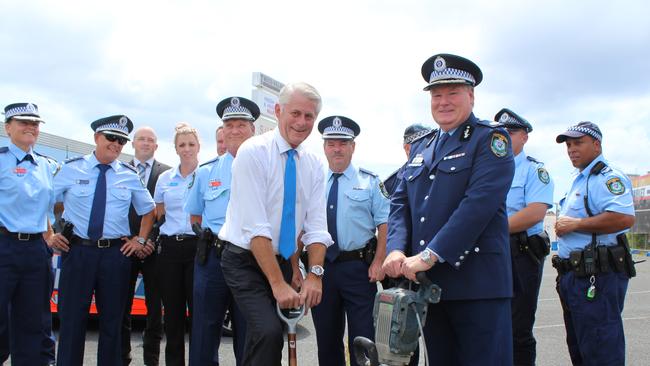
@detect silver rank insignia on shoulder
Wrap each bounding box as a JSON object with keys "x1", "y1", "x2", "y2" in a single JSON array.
[
  {"x1": 408, "y1": 153, "x2": 424, "y2": 167},
  {"x1": 443, "y1": 152, "x2": 466, "y2": 161}
]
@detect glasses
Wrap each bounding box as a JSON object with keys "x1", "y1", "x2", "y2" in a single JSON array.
[{"x1": 102, "y1": 133, "x2": 128, "y2": 145}]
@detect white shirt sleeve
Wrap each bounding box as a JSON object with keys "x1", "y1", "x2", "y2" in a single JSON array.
[{"x1": 300, "y1": 158, "x2": 333, "y2": 247}]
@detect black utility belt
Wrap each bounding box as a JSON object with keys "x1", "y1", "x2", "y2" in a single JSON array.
[
  {"x1": 337, "y1": 248, "x2": 367, "y2": 262},
  {"x1": 510, "y1": 232, "x2": 550, "y2": 263},
  {"x1": 303, "y1": 237, "x2": 378, "y2": 265},
  {"x1": 72, "y1": 235, "x2": 123, "y2": 248},
  {"x1": 159, "y1": 234, "x2": 198, "y2": 243},
  {"x1": 552, "y1": 243, "x2": 635, "y2": 278},
  {"x1": 0, "y1": 227, "x2": 43, "y2": 241}
]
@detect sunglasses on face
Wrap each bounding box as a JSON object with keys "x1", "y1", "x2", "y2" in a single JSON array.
[{"x1": 102, "y1": 133, "x2": 128, "y2": 145}]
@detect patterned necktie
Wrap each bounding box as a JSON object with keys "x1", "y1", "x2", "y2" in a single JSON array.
[
  {"x1": 137, "y1": 162, "x2": 147, "y2": 183},
  {"x1": 434, "y1": 132, "x2": 449, "y2": 158},
  {"x1": 279, "y1": 149, "x2": 297, "y2": 259},
  {"x1": 325, "y1": 173, "x2": 343, "y2": 262},
  {"x1": 87, "y1": 164, "x2": 111, "y2": 241}
]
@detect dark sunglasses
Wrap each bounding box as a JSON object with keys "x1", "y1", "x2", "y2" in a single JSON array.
[{"x1": 102, "y1": 133, "x2": 128, "y2": 145}]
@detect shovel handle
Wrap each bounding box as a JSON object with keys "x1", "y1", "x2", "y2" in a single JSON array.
[{"x1": 288, "y1": 333, "x2": 297, "y2": 366}]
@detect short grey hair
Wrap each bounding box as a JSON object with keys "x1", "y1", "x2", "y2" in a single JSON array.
[{"x1": 278, "y1": 82, "x2": 322, "y2": 115}]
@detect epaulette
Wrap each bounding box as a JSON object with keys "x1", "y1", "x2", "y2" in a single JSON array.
[
  {"x1": 476, "y1": 120, "x2": 501, "y2": 128},
  {"x1": 34, "y1": 151, "x2": 57, "y2": 164},
  {"x1": 0, "y1": 146, "x2": 8, "y2": 153},
  {"x1": 359, "y1": 167, "x2": 378, "y2": 177},
  {"x1": 526, "y1": 156, "x2": 545, "y2": 166},
  {"x1": 64, "y1": 156, "x2": 84, "y2": 164},
  {"x1": 599, "y1": 165, "x2": 613, "y2": 175},
  {"x1": 200, "y1": 156, "x2": 219, "y2": 167},
  {"x1": 120, "y1": 161, "x2": 137, "y2": 173}
]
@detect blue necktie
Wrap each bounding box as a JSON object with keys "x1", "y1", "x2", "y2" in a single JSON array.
[
  {"x1": 88, "y1": 164, "x2": 111, "y2": 241},
  {"x1": 279, "y1": 149, "x2": 297, "y2": 259},
  {"x1": 434, "y1": 132, "x2": 449, "y2": 158},
  {"x1": 325, "y1": 173, "x2": 342, "y2": 262}
]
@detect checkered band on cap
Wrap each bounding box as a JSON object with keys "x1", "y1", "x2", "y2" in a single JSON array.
[
  {"x1": 429, "y1": 67, "x2": 476, "y2": 86},
  {"x1": 323, "y1": 125, "x2": 355, "y2": 138},
  {"x1": 96, "y1": 116, "x2": 130, "y2": 135},
  {"x1": 568, "y1": 124, "x2": 602, "y2": 141},
  {"x1": 404, "y1": 128, "x2": 432, "y2": 144},
  {"x1": 4, "y1": 103, "x2": 39, "y2": 120},
  {"x1": 222, "y1": 105, "x2": 254, "y2": 121}
]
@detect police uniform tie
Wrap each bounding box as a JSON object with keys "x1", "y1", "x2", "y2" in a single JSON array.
[
  {"x1": 434, "y1": 132, "x2": 449, "y2": 158},
  {"x1": 325, "y1": 173, "x2": 343, "y2": 262},
  {"x1": 137, "y1": 162, "x2": 148, "y2": 183},
  {"x1": 279, "y1": 149, "x2": 297, "y2": 259},
  {"x1": 19, "y1": 154, "x2": 35, "y2": 165},
  {"x1": 87, "y1": 164, "x2": 111, "y2": 241}
]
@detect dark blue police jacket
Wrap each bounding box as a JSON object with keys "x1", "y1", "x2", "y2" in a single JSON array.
[{"x1": 387, "y1": 113, "x2": 515, "y2": 300}]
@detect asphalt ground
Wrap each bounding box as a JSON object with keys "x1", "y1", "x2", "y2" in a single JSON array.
[{"x1": 8, "y1": 253, "x2": 650, "y2": 365}]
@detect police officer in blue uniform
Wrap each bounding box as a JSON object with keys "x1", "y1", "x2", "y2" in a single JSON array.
[
  {"x1": 495, "y1": 108, "x2": 554, "y2": 366},
  {"x1": 48, "y1": 115, "x2": 156, "y2": 366},
  {"x1": 0, "y1": 103, "x2": 56, "y2": 366},
  {"x1": 185, "y1": 96, "x2": 258, "y2": 366},
  {"x1": 383, "y1": 53, "x2": 515, "y2": 366},
  {"x1": 383, "y1": 124, "x2": 433, "y2": 197},
  {"x1": 553, "y1": 121, "x2": 635, "y2": 366},
  {"x1": 309, "y1": 116, "x2": 390, "y2": 365}
]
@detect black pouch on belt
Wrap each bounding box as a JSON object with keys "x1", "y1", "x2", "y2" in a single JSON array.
[
  {"x1": 362, "y1": 237, "x2": 378, "y2": 265},
  {"x1": 597, "y1": 246, "x2": 610, "y2": 273},
  {"x1": 61, "y1": 220, "x2": 74, "y2": 242},
  {"x1": 617, "y1": 233, "x2": 637, "y2": 278},
  {"x1": 192, "y1": 223, "x2": 212, "y2": 265},
  {"x1": 569, "y1": 250, "x2": 586, "y2": 277},
  {"x1": 608, "y1": 245, "x2": 626, "y2": 273}
]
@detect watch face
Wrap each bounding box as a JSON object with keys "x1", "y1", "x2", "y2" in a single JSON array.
[{"x1": 311, "y1": 265, "x2": 324, "y2": 276}]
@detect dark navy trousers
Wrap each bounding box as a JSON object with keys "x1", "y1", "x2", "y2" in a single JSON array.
[
  {"x1": 422, "y1": 298, "x2": 513, "y2": 366},
  {"x1": 556, "y1": 270, "x2": 628, "y2": 366},
  {"x1": 56, "y1": 244, "x2": 131, "y2": 366},
  {"x1": 0, "y1": 235, "x2": 52, "y2": 366},
  {"x1": 511, "y1": 248, "x2": 544, "y2": 366},
  {"x1": 189, "y1": 250, "x2": 246, "y2": 366},
  {"x1": 312, "y1": 259, "x2": 376, "y2": 366}
]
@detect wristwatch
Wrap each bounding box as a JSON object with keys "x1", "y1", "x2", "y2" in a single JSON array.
[
  {"x1": 419, "y1": 248, "x2": 436, "y2": 266},
  {"x1": 309, "y1": 265, "x2": 325, "y2": 277},
  {"x1": 136, "y1": 237, "x2": 146, "y2": 246}
]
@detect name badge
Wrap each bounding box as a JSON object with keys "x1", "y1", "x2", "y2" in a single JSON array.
[
  {"x1": 169, "y1": 182, "x2": 179, "y2": 187},
  {"x1": 408, "y1": 154, "x2": 424, "y2": 167},
  {"x1": 14, "y1": 167, "x2": 27, "y2": 177},
  {"x1": 210, "y1": 180, "x2": 221, "y2": 188},
  {"x1": 443, "y1": 152, "x2": 466, "y2": 161},
  {"x1": 76, "y1": 179, "x2": 90, "y2": 185}
]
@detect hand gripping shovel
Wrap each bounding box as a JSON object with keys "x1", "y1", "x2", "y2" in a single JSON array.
[{"x1": 276, "y1": 303, "x2": 305, "y2": 366}]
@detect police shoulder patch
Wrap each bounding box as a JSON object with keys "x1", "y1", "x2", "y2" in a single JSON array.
[
  {"x1": 537, "y1": 167, "x2": 550, "y2": 184},
  {"x1": 200, "y1": 156, "x2": 219, "y2": 167},
  {"x1": 606, "y1": 177, "x2": 625, "y2": 195},
  {"x1": 378, "y1": 181, "x2": 390, "y2": 199},
  {"x1": 359, "y1": 167, "x2": 378, "y2": 177},
  {"x1": 0, "y1": 146, "x2": 9, "y2": 154},
  {"x1": 490, "y1": 133, "x2": 508, "y2": 157}
]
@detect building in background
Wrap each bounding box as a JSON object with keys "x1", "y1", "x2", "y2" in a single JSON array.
[{"x1": 630, "y1": 173, "x2": 650, "y2": 249}]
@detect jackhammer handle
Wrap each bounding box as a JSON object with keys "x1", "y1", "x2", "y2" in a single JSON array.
[{"x1": 352, "y1": 336, "x2": 380, "y2": 366}]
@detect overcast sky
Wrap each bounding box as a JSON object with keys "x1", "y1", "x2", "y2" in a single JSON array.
[{"x1": 2, "y1": 0, "x2": 649, "y2": 202}]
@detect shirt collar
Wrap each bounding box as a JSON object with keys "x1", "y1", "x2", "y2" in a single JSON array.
[
  {"x1": 575, "y1": 154, "x2": 606, "y2": 178},
  {"x1": 170, "y1": 165, "x2": 197, "y2": 179},
  {"x1": 8, "y1": 142, "x2": 37, "y2": 165},
  {"x1": 273, "y1": 128, "x2": 305, "y2": 157},
  {"x1": 133, "y1": 157, "x2": 154, "y2": 168},
  {"x1": 90, "y1": 152, "x2": 118, "y2": 171}
]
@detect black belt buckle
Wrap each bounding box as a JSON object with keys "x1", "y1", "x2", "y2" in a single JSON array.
[{"x1": 97, "y1": 239, "x2": 111, "y2": 248}]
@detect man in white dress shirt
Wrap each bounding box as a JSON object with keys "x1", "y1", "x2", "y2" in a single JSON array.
[{"x1": 219, "y1": 82, "x2": 332, "y2": 366}]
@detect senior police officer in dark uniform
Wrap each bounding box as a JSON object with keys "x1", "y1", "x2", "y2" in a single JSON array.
[
  {"x1": 383, "y1": 124, "x2": 433, "y2": 197},
  {"x1": 496, "y1": 108, "x2": 554, "y2": 366},
  {"x1": 0, "y1": 103, "x2": 56, "y2": 366},
  {"x1": 383, "y1": 53, "x2": 515, "y2": 366},
  {"x1": 186, "y1": 96, "x2": 258, "y2": 366},
  {"x1": 309, "y1": 116, "x2": 390, "y2": 365},
  {"x1": 48, "y1": 115, "x2": 156, "y2": 366},
  {"x1": 553, "y1": 122, "x2": 635, "y2": 366}
]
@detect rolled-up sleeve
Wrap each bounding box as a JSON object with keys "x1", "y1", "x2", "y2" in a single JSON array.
[{"x1": 301, "y1": 159, "x2": 332, "y2": 247}]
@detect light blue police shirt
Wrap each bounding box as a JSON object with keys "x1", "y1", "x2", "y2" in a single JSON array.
[
  {"x1": 327, "y1": 163, "x2": 390, "y2": 251},
  {"x1": 154, "y1": 165, "x2": 195, "y2": 236},
  {"x1": 557, "y1": 154, "x2": 635, "y2": 258},
  {"x1": 506, "y1": 151, "x2": 554, "y2": 236},
  {"x1": 53, "y1": 153, "x2": 155, "y2": 239},
  {"x1": 0, "y1": 143, "x2": 55, "y2": 233},
  {"x1": 184, "y1": 153, "x2": 232, "y2": 233}
]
